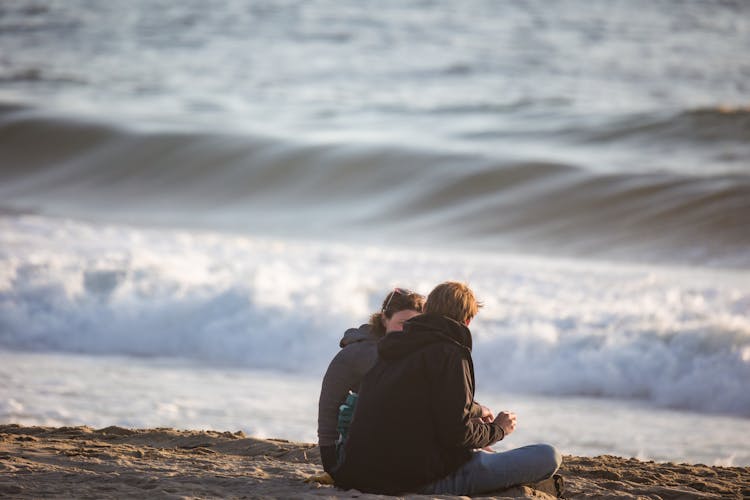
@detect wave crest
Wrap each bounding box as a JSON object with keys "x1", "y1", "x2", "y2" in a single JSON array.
[
  {"x1": 1, "y1": 107, "x2": 749, "y2": 267},
  {"x1": 578, "y1": 106, "x2": 750, "y2": 145}
]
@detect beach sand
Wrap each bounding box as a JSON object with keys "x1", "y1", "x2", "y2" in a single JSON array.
[{"x1": 1, "y1": 424, "x2": 748, "y2": 499}]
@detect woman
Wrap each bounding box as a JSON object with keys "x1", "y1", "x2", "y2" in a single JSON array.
[{"x1": 317, "y1": 288, "x2": 425, "y2": 472}]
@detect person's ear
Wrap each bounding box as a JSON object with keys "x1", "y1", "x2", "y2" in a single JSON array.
[{"x1": 465, "y1": 318, "x2": 471, "y2": 326}]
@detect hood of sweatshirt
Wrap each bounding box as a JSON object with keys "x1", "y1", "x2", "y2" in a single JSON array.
[
  {"x1": 377, "y1": 313, "x2": 472, "y2": 360},
  {"x1": 339, "y1": 323, "x2": 379, "y2": 348}
]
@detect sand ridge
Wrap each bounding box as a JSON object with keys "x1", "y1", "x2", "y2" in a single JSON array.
[{"x1": 1, "y1": 424, "x2": 748, "y2": 499}]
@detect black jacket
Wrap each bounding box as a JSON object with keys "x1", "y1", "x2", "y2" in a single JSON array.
[{"x1": 331, "y1": 313, "x2": 504, "y2": 494}]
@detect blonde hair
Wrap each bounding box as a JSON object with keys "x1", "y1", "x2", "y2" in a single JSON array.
[
  {"x1": 369, "y1": 289, "x2": 425, "y2": 337},
  {"x1": 424, "y1": 281, "x2": 482, "y2": 324}
]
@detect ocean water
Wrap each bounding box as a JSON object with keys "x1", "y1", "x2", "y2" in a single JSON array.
[{"x1": 1, "y1": 0, "x2": 749, "y2": 466}]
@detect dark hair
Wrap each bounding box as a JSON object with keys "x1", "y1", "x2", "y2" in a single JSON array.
[
  {"x1": 369, "y1": 289, "x2": 425, "y2": 337},
  {"x1": 424, "y1": 281, "x2": 482, "y2": 324}
]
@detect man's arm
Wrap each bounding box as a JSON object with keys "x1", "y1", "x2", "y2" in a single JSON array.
[{"x1": 429, "y1": 351, "x2": 504, "y2": 450}]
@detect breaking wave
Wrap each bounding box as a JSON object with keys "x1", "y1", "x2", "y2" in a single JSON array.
[
  {"x1": 1, "y1": 105, "x2": 749, "y2": 267},
  {"x1": 0, "y1": 214, "x2": 748, "y2": 417}
]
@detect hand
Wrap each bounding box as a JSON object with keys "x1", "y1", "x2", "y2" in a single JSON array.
[
  {"x1": 479, "y1": 405, "x2": 494, "y2": 423},
  {"x1": 493, "y1": 411, "x2": 517, "y2": 437}
]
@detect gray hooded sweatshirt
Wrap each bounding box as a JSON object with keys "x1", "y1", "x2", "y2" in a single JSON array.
[{"x1": 317, "y1": 324, "x2": 380, "y2": 447}]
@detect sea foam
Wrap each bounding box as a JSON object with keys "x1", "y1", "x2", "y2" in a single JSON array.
[{"x1": 1, "y1": 214, "x2": 748, "y2": 417}]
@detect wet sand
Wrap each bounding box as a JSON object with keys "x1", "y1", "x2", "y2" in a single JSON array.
[{"x1": 1, "y1": 424, "x2": 748, "y2": 499}]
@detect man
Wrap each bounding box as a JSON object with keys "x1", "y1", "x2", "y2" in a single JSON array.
[{"x1": 331, "y1": 281, "x2": 561, "y2": 495}]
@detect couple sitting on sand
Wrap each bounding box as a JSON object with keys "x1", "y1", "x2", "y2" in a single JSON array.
[{"x1": 317, "y1": 281, "x2": 562, "y2": 496}]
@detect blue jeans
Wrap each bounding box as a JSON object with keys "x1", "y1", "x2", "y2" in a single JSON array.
[{"x1": 417, "y1": 444, "x2": 562, "y2": 496}]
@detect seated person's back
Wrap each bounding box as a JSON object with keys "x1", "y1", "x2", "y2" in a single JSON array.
[{"x1": 316, "y1": 288, "x2": 424, "y2": 472}]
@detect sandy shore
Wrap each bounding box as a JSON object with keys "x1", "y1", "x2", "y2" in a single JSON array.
[{"x1": 1, "y1": 424, "x2": 748, "y2": 499}]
